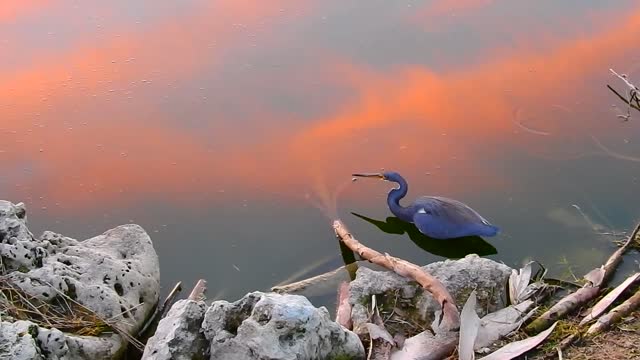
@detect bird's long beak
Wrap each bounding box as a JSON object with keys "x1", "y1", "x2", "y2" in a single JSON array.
[{"x1": 352, "y1": 173, "x2": 384, "y2": 179}]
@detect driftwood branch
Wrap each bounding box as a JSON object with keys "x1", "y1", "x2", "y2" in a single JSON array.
[
  {"x1": 271, "y1": 263, "x2": 359, "y2": 294},
  {"x1": 587, "y1": 286, "x2": 640, "y2": 335},
  {"x1": 333, "y1": 219, "x2": 460, "y2": 331},
  {"x1": 525, "y1": 287, "x2": 599, "y2": 335},
  {"x1": 526, "y1": 223, "x2": 640, "y2": 334},
  {"x1": 602, "y1": 223, "x2": 640, "y2": 284}
]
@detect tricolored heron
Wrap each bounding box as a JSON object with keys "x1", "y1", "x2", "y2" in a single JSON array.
[{"x1": 352, "y1": 171, "x2": 499, "y2": 239}]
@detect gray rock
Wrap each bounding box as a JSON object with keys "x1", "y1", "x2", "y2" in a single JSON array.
[
  {"x1": 0, "y1": 319, "x2": 123, "y2": 360},
  {"x1": 0, "y1": 200, "x2": 43, "y2": 271},
  {"x1": 142, "y1": 299, "x2": 208, "y2": 360},
  {"x1": 202, "y1": 291, "x2": 365, "y2": 360},
  {"x1": 0, "y1": 200, "x2": 160, "y2": 359},
  {"x1": 0, "y1": 320, "x2": 43, "y2": 360},
  {"x1": 349, "y1": 254, "x2": 512, "y2": 334},
  {"x1": 7, "y1": 224, "x2": 160, "y2": 334}
]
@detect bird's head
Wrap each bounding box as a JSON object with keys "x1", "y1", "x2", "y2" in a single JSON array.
[{"x1": 352, "y1": 171, "x2": 402, "y2": 182}]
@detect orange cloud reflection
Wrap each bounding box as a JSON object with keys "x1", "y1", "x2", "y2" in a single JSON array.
[
  {"x1": 2, "y1": 2, "x2": 640, "y2": 212},
  {"x1": 0, "y1": 1, "x2": 50, "y2": 23}
]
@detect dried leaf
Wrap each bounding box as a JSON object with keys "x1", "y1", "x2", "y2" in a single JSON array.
[
  {"x1": 459, "y1": 290, "x2": 480, "y2": 360},
  {"x1": 479, "y1": 321, "x2": 558, "y2": 360},
  {"x1": 475, "y1": 300, "x2": 536, "y2": 349},
  {"x1": 509, "y1": 262, "x2": 541, "y2": 304},
  {"x1": 580, "y1": 272, "x2": 640, "y2": 325},
  {"x1": 365, "y1": 323, "x2": 395, "y2": 345},
  {"x1": 583, "y1": 267, "x2": 605, "y2": 287},
  {"x1": 390, "y1": 331, "x2": 457, "y2": 360}
]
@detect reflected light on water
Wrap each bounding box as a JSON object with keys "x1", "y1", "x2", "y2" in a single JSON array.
[{"x1": 1, "y1": 0, "x2": 640, "y2": 301}]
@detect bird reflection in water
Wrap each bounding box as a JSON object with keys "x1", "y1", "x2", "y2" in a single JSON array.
[{"x1": 351, "y1": 212, "x2": 497, "y2": 258}]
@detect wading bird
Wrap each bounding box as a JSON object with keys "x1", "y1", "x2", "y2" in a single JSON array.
[{"x1": 352, "y1": 171, "x2": 499, "y2": 239}]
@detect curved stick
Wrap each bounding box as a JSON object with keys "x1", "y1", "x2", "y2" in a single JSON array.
[{"x1": 333, "y1": 220, "x2": 460, "y2": 331}]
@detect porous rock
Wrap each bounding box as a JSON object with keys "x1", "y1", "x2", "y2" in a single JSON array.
[
  {"x1": 0, "y1": 200, "x2": 160, "y2": 358},
  {"x1": 201, "y1": 291, "x2": 365, "y2": 360},
  {"x1": 349, "y1": 254, "x2": 512, "y2": 333},
  {"x1": 0, "y1": 320, "x2": 43, "y2": 360},
  {"x1": 141, "y1": 299, "x2": 208, "y2": 360}
]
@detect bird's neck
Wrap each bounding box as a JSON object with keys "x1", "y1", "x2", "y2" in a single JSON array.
[{"x1": 387, "y1": 178, "x2": 412, "y2": 222}]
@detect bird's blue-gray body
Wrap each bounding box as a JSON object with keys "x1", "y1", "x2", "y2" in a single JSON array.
[{"x1": 373, "y1": 171, "x2": 499, "y2": 239}]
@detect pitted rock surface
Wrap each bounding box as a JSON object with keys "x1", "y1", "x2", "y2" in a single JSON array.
[
  {"x1": 349, "y1": 254, "x2": 512, "y2": 334},
  {"x1": 201, "y1": 291, "x2": 365, "y2": 360},
  {"x1": 0, "y1": 200, "x2": 160, "y2": 359}
]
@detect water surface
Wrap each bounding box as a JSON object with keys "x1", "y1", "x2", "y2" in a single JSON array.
[{"x1": 2, "y1": 0, "x2": 640, "y2": 307}]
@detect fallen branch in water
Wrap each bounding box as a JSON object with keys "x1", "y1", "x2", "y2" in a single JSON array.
[
  {"x1": 526, "y1": 222, "x2": 640, "y2": 335},
  {"x1": 333, "y1": 219, "x2": 460, "y2": 331},
  {"x1": 271, "y1": 262, "x2": 359, "y2": 295},
  {"x1": 602, "y1": 223, "x2": 640, "y2": 284}
]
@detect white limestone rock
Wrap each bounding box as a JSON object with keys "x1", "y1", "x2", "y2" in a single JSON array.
[
  {"x1": 349, "y1": 254, "x2": 513, "y2": 334},
  {"x1": 201, "y1": 291, "x2": 365, "y2": 360},
  {"x1": 0, "y1": 200, "x2": 160, "y2": 359},
  {"x1": 142, "y1": 299, "x2": 208, "y2": 360}
]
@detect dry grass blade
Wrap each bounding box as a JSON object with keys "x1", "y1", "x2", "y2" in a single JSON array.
[
  {"x1": 38, "y1": 280, "x2": 145, "y2": 351},
  {"x1": 0, "y1": 277, "x2": 110, "y2": 337}
]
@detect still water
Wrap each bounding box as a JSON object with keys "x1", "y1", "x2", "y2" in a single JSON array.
[{"x1": 2, "y1": 1, "x2": 640, "y2": 308}]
